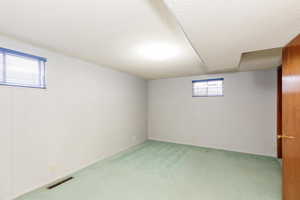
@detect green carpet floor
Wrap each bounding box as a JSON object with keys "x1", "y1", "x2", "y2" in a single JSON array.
[{"x1": 16, "y1": 140, "x2": 282, "y2": 200}]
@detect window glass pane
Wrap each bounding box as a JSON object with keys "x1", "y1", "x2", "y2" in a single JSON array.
[
  {"x1": 218, "y1": 87, "x2": 223, "y2": 96},
  {"x1": 193, "y1": 88, "x2": 207, "y2": 96},
  {"x1": 217, "y1": 80, "x2": 223, "y2": 87},
  {"x1": 40, "y1": 61, "x2": 46, "y2": 88},
  {"x1": 207, "y1": 87, "x2": 219, "y2": 96},
  {"x1": 207, "y1": 80, "x2": 219, "y2": 87},
  {"x1": 6, "y1": 54, "x2": 40, "y2": 86},
  {"x1": 193, "y1": 79, "x2": 223, "y2": 97},
  {"x1": 0, "y1": 52, "x2": 3, "y2": 82},
  {"x1": 194, "y1": 81, "x2": 207, "y2": 88}
]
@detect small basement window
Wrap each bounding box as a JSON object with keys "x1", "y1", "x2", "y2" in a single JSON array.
[
  {"x1": 0, "y1": 47, "x2": 47, "y2": 88},
  {"x1": 192, "y1": 78, "x2": 224, "y2": 97}
]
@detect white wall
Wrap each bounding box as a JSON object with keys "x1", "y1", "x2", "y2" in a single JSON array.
[
  {"x1": 0, "y1": 35, "x2": 147, "y2": 200},
  {"x1": 0, "y1": 34, "x2": 278, "y2": 200},
  {"x1": 148, "y1": 69, "x2": 277, "y2": 157},
  {"x1": 0, "y1": 86, "x2": 12, "y2": 200}
]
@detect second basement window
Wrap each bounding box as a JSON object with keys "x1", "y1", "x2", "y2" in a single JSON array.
[
  {"x1": 192, "y1": 78, "x2": 224, "y2": 97},
  {"x1": 0, "y1": 47, "x2": 47, "y2": 89}
]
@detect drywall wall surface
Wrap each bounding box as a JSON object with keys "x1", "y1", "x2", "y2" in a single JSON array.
[
  {"x1": 148, "y1": 69, "x2": 277, "y2": 157},
  {"x1": 0, "y1": 35, "x2": 147, "y2": 199},
  {"x1": 0, "y1": 87, "x2": 12, "y2": 200}
]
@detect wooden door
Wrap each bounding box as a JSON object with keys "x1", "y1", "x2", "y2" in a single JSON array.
[
  {"x1": 277, "y1": 67, "x2": 282, "y2": 158},
  {"x1": 282, "y1": 34, "x2": 300, "y2": 200}
]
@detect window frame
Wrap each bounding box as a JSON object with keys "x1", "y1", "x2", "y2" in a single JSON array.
[
  {"x1": 0, "y1": 47, "x2": 47, "y2": 89},
  {"x1": 192, "y1": 78, "x2": 224, "y2": 97}
]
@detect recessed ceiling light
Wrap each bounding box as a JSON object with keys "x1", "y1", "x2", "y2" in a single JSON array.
[{"x1": 136, "y1": 42, "x2": 181, "y2": 61}]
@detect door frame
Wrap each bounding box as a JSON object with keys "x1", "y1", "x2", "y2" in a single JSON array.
[{"x1": 277, "y1": 67, "x2": 282, "y2": 158}]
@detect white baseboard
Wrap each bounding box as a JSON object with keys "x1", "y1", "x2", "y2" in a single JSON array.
[
  {"x1": 148, "y1": 137, "x2": 276, "y2": 158},
  {"x1": 12, "y1": 140, "x2": 146, "y2": 200}
]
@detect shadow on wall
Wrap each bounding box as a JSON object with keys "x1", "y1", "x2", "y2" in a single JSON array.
[
  {"x1": 252, "y1": 69, "x2": 278, "y2": 91},
  {"x1": 239, "y1": 48, "x2": 282, "y2": 72}
]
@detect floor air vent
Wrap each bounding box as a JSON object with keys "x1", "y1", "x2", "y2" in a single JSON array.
[{"x1": 47, "y1": 177, "x2": 74, "y2": 190}]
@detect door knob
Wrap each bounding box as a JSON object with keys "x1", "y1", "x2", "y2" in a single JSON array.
[{"x1": 278, "y1": 135, "x2": 296, "y2": 139}]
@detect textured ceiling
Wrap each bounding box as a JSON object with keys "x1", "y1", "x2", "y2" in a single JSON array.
[
  {"x1": 0, "y1": 0, "x2": 203, "y2": 79},
  {"x1": 239, "y1": 48, "x2": 282, "y2": 72},
  {"x1": 164, "y1": 0, "x2": 300, "y2": 73},
  {"x1": 0, "y1": 0, "x2": 299, "y2": 79}
]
